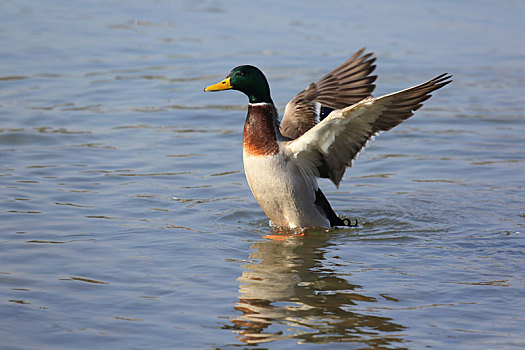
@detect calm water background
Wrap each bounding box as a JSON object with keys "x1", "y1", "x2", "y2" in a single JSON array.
[{"x1": 1, "y1": 1, "x2": 524, "y2": 349}]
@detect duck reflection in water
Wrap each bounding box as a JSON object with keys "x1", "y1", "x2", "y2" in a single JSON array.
[{"x1": 229, "y1": 231, "x2": 406, "y2": 347}]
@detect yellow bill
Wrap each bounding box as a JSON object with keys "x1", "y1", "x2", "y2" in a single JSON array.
[{"x1": 204, "y1": 77, "x2": 232, "y2": 92}]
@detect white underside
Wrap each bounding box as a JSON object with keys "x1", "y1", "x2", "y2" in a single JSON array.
[{"x1": 243, "y1": 149, "x2": 330, "y2": 229}]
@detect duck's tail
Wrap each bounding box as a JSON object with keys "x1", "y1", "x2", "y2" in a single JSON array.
[{"x1": 314, "y1": 188, "x2": 358, "y2": 227}]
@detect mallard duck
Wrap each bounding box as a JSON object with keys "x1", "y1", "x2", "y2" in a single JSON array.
[{"x1": 204, "y1": 49, "x2": 451, "y2": 229}]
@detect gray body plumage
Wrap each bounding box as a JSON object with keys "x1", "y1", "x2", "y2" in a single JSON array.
[{"x1": 243, "y1": 148, "x2": 330, "y2": 228}]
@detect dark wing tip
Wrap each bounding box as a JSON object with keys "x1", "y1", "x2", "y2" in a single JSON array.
[
  {"x1": 431, "y1": 73, "x2": 453, "y2": 85},
  {"x1": 427, "y1": 73, "x2": 453, "y2": 94}
]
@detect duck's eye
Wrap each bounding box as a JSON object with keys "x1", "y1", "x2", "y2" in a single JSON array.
[{"x1": 237, "y1": 71, "x2": 247, "y2": 77}]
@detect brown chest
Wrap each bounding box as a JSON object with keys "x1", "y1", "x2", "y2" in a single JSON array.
[{"x1": 242, "y1": 104, "x2": 280, "y2": 156}]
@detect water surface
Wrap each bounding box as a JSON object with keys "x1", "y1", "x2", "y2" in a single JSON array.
[{"x1": 1, "y1": 1, "x2": 524, "y2": 349}]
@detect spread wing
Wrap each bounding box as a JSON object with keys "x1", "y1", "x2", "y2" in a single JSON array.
[
  {"x1": 285, "y1": 74, "x2": 452, "y2": 187},
  {"x1": 280, "y1": 48, "x2": 377, "y2": 139}
]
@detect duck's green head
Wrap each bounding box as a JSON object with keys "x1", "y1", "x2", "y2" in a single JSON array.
[{"x1": 204, "y1": 65, "x2": 272, "y2": 104}]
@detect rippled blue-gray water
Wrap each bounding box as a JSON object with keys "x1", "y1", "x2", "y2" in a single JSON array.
[{"x1": 1, "y1": 1, "x2": 524, "y2": 349}]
